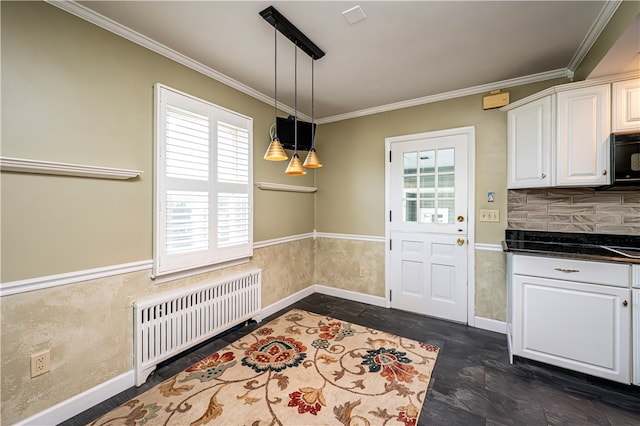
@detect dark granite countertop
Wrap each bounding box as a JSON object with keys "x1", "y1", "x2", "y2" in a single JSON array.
[{"x1": 503, "y1": 230, "x2": 640, "y2": 264}]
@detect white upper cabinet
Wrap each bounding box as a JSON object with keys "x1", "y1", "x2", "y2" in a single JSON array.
[
  {"x1": 507, "y1": 96, "x2": 552, "y2": 188},
  {"x1": 612, "y1": 79, "x2": 640, "y2": 132},
  {"x1": 503, "y1": 73, "x2": 640, "y2": 189},
  {"x1": 556, "y1": 84, "x2": 611, "y2": 186}
]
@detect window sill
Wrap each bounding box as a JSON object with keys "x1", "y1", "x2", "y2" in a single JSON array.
[{"x1": 151, "y1": 257, "x2": 251, "y2": 284}]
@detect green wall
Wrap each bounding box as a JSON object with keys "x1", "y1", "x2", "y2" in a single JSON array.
[
  {"x1": 315, "y1": 79, "x2": 568, "y2": 243},
  {"x1": 1, "y1": 1, "x2": 315, "y2": 282}
]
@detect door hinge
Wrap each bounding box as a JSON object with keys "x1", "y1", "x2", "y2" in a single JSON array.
[
  {"x1": 390, "y1": 239, "x2": 392, "y2": 251},
  {"x1": 389, "y1": 210, "x2": 392, "y2": 222},
  {"x1": 389, "y1": 150, "x2": 392, "y2": 162},
  {"x1": 389, "y1": 289, "x2": 392, "y2": 302}
]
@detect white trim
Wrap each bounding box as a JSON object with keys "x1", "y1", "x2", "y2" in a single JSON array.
[
  {"x1": 317, "y1": 69, "x2": 568, "y2": 124},
  {"x1": 314, "y1": 232, "x2": 385, "y2": 243},
  {"x1": 255, "y1": 182, "x2": 317, "y2": 193},
  {"x1": 253, "y1": 233, "x2": 314, "y2": 249},
  {"x1": 44, "y1": 0, "x2": 565, "y2": 125},
  {"x1": 314, "y1": 284, "x2": 387, "y2": 308},
  {"x1": 1, "y1": 234, "x2": 319, "y2": 296},
  {"x1": 45, "y1": 0, "x2": 310, "y2": 123},
  {"x1": 260, "y1": 286, "x2": 316, "y2": 319},
  {"x1": 0, "y1": 157, "x2": 142, "y2": 180},
  {"x1": 17, "y1": 279, "x2": 501, "y2": 425},
  {"x1": 150, "y1": 258, "x2": 251, "y2": 285},
  {"x1": 474, "y1": 243, "x2": 504, "y2": 252},
  {"x1": 501, "y1": 70, "x2": 640, "y2": 111},
  {"x1": 474, "y1": 316, "x2": 507, "y2": 335},
  {"x1": 0, "y1": 260, "x2": 152, "y2": 297},
  {"x1": 13, "y1": 371, "x2": 135, "y2": 426},
  {"x1": 44, "y1": 1, "x2": 625, "y2": 126},
  {"x1": 566, "y1": 1, "x2": 622, "y2": 73}
]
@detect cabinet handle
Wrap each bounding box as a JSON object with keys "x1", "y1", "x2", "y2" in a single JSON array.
[
  {"x1": 554, "y1": 267, "x2": 580, "y2": 273},
  {"x1": 541, "y1": 173, "x2": 546, "y2": 179},
  {"x1": 623, "y1": 300, "x2": 628, "y2": 307},
  {"x1": 602, "y1": 170, "x2": 607, "y2": 176}
]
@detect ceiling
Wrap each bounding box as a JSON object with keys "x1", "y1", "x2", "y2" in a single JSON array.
[{"x1": 62, "y1": 1, "x2": 636, "y2": 122}]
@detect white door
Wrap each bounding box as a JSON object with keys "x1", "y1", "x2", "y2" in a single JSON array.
[{"x1": 386, "y1": 127, "x2": 472, "y2": 323}]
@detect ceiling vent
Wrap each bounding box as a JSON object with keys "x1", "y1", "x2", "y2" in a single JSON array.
[{"x1": 342, "y1": 5, "x2": 367, "y2": 25}]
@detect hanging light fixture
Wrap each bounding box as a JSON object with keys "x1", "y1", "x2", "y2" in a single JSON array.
[
  {"x1": 285, "y1": 44, "x2": 306, "y2": 175},
  {"x1": 260, "y1": 6, "x2": 325, "y2": 174},
  {"x1": 303, "y1": 59, "x2": 322, "y2": 168},
  {"x1": 263, "y1": 23, "x2": 288, "y2": 161}
]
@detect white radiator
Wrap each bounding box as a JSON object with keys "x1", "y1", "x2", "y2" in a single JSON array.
[{"x1": 133, "y1": 269, "x2": 261, "y2": 386}]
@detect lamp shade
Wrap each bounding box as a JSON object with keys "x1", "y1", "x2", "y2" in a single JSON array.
[
  {"x1": 264, "y1": 138, "x2": 288, "y2": 161},
  {"x1": 303, "y1": 148, "x2": 323, "y2": 168},
  {"x1": 285, "y1": 153, "x2": 306, "y2": 175}
]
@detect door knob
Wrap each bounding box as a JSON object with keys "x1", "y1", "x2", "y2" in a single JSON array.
[
  {"x1": 457, "y1": 238, "x2": 465, "y2": 246},
  {"x1": 603, "y1": 170, "x2": 607, "y2": 176},
  {"x1": 457, "y1": 216, "x2": 464, "y2": 222},
  {"x1": 623, "y1": 300, "x2": 628, "y2": 307},
  {"x1": 541, "y1": 173, "x2": 546, "y2": 179}
]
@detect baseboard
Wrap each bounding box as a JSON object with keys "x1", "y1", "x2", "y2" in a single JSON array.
[
  {"x1": 314, "y1": 284, "x2": 387, "y2": 308},
  {"x1": 21, "y1": 287, "x2": 478, "y2": 425},
  {"x1": 260, "y1": 286, "x2": 316, "y2": 319},
  {"x1": 474, "y1": 316, "x2": 506, "y2": 334},
  {"x1": 14, "y1": 371, "x2": 135, "y2": 426}
]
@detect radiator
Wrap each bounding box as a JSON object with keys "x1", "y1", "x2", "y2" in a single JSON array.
[{"x1": 133, "y1": 269, "x2": 261, "y2": 386}]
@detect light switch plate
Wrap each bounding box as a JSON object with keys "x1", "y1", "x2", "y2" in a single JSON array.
[{"x1": 480, "y1": 209, "x2": 500, "y2": 222}]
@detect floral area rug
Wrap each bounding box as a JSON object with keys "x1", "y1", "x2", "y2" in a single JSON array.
[{"x1": 89, "y1": 309, "x2": 439, "y2": 426}]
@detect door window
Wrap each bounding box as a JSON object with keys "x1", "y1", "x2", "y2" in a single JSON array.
[{"x1": 403, "y1": 148, "x2": 455, "y2": 224}]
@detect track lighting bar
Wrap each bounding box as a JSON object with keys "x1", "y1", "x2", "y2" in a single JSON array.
[{"x1": 259, "y1": 6, "x2": 325, "y2": 60}]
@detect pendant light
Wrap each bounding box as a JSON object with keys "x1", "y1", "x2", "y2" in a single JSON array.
[
  {"x1": 285, "y1": 44, "x2": 306, "y2": 175},
  {"x1": 303, "y1": 59, "x2": 322, "y2": 168},
  {"x1": 263, "y1": 23, "x2": 288, "y2": 161}
]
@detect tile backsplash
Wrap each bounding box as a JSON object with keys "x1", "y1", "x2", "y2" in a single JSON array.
[{"x1": 507, "y1": 188, "x2": 640, "y2": 235}]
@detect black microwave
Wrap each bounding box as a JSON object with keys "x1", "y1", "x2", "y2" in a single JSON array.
[{"x1": 610, "y1": 132, "x2": 640, "y2": 186}]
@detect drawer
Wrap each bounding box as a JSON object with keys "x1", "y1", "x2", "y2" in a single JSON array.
[{"x1": 513, "y1": 255, "x2": 631, "y2": 287}]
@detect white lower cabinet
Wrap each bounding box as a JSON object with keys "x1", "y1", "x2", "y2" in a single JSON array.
[
  {"x1": 510, "y1": 255, "x2": 631, "y2": 383},
  {"x1": 634, "y1": 288, "x2": 639, "y2": 386}
]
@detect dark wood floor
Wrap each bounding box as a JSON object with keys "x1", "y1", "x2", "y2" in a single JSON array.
[{"x1": 62, "y1": 293, "x2": 640, "y2": 425}]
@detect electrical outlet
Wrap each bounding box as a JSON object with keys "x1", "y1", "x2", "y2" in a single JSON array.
[
  {"x1": 31, "y1": 350, "x2": 51, "y2": 378},
  {"x1": 479, "y1": 209, "x2": 500, "y2": 222},
  {"x1": 359, "y1": 266, "x2": 366, "y2": 277}
]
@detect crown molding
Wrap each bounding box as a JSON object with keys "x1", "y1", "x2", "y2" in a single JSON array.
[
  {"x1": 316, "y1": 68, "x2": 569, "y2": 124},
  {"x1": 500, "y1": 69, "x2": 640, "y2": 111},
  {"x1": 45, "y1": 1, "x2": 312, "y2": 123},
  {"x1": 47, "y1": 0, "x2": 621, "y2": 125},
  {"x1": 566, "y1": 0, "x2": 623, "y2": 73}
]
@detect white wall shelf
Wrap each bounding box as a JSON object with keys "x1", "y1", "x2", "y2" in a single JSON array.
[
  {"x1": 0, "y1": 157, "x2": 142, "y2": 180},
  {"x1": 255, "y1": 182, "x2": 317, "y2": 193}
]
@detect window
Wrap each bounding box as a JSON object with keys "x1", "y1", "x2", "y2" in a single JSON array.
[{"x1": 154, "y1": 84, "x2": 253, "y2": 277}]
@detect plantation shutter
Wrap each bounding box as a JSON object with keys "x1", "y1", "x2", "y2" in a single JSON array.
[{"x1": 154, "y1": 84, "x2": 253, "y2": 276}]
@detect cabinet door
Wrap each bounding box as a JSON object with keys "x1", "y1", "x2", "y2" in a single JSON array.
[
  {"x1": 507, "y1": 96, "x2": 552, "y2": 188},
  {"x1": 513, "y1": 274, "x2": 631, "y2": 383},
  {"x1": 556, "y1": 84, "x2": 611, "y2": 186},
  {"x1": 634, "y1": 289, "x2": 640, "y2": 386},
  {"x1": 612, "y1": 79, "x2": 640, "y2": 132}
]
